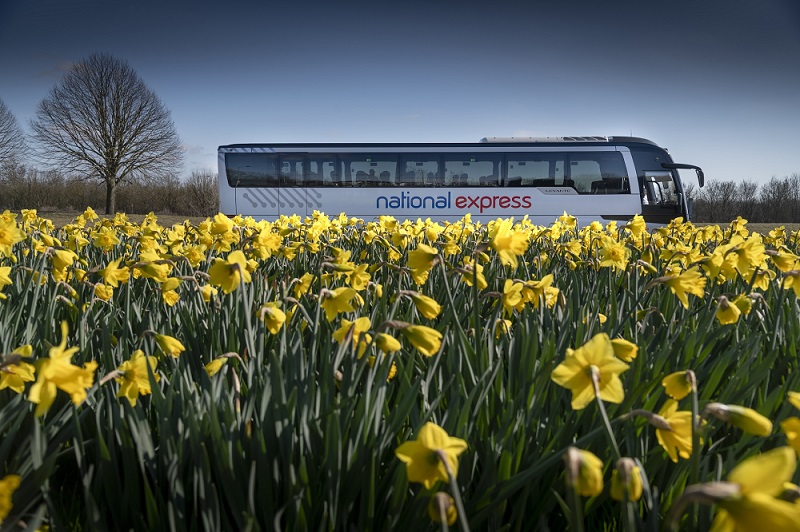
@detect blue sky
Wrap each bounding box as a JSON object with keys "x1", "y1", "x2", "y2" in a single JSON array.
[{"x1": 1, "y1": 0, "x2": 798, "y2": 188}]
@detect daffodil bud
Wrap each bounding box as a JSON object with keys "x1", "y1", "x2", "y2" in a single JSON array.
[
  {"x1": 611, "y1": 458, "x2": 643, "y2": 502},
  {"x1": 564, "y1": 446, "x2": 604, "y2": 497},
  {"x1": 703, "y1": 403, "x2": 773, "y2": 436},
  {"x1": 427, "y1": 493, "x2": 457, "y2": 526}
]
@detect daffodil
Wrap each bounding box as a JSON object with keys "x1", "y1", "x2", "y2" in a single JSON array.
[
  {"x1": 154, "y1": 333, "x2": 186, "y2": 358},
  {"x1": 260, "y1": 302, "x2": 287, "y2": 334},
  {"x1": 204, "y1": 358, "x2": 227, "y2": 377},
  {"x1": 715, "y1": 295, "x2": 742, "y2": 325},
  {"x1": 402, "y1": 325, "x2": 443, "y2": 357},
  {"x1": 115, "y1": 350, "x2": 160, "y2": 406},
  {"x1": 94, "y1": 283, "x2": 114, "y2": 301},
  {"x1": 598, "y1": 236, "x2": 631, "y2": 272},
  {"x1": 610, "y1": 338, "x2": 638, "y2": 362},
  {"x1": 501, "y1": 279, "x2": 524, "y2": 315},
  {"x1": 0, "y1": 474, "x2": 21, "y2": 524},
  {"x1": 703, "y1": 403, "x2": 772, "y2": 436},
  {"x1": 98, "y1": 258, "x2": 130, "y2": 287},
  {"x1": 564, "y1": 447, "x2": 604, "y2": 497},
  {"x1": 780, "y1": 417, "x2": 800, "y2": 456},
  {"x1": 375, "y1": 333, "x2": 401, "y2": 354},
  {"x1": 788, "y1": 391, "x2": 800, "y2": 410},
  {"x1": 333, "y1": 317, "x2": 371, "y2": 345},
  {"x1": 321, "y1": 287, "x2": 360, "y2": 322},
  {"x1": 427, "y1": 493, "x2": 457, "y2": 526},
  {"x1": 28, "y1": 322, "x2": 98, "y2": 417},
  {"x1": 550, "y1": 333, "x2": 630, "y2": 410},
  {"x1": 610, "y1": 458, "x2": 643, "y2": 502},
  {"x1": 209, "y1": 250, "x2": 252, "y2": 294},
  {"x1": 395, "y1": 422, "x2": 468, "y2": 489},
  {"x1": 0, "y1": 345, "x2": 35, "y2": 393},
  {"x1": 408, "y1": 292, "x2": 442, "y2": 319},
  {"x1": 0, "y1": 219, "x2": 25, "y2": 258},
  {"x1": 489, "y1": 218, "x2": 528, "y2": 268},
  {"x1": 654, "y1": 400, "x2": 694, "y2": 462},
  {"x1": 662, "y1": 370, "x2": 694, "y2": 400},
  {"x1": 713, "y1": 447, "x2": 800, "y2": 531},
  {"x1": 662, "y1": 268, "x2": 707, "y2": 309}
]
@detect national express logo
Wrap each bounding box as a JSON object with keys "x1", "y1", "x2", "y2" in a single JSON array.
[{"x1": 376, "y1": 191, "x2": 532, "y2": 213}]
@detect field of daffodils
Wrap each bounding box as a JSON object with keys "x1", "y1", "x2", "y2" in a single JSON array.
[{"x1": 2, "y1": 208, "x2": 800, "y2": 530}]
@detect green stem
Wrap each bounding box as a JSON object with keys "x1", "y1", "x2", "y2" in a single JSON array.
[
  {"x1": 592, "y1": 367, "x2": 622, "y2": 460},
  {"x1": 436, "y1": 449, "x2": 471, "y2": 532}
]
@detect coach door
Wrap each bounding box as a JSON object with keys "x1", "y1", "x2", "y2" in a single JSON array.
[{"x1": 229, "y1": 152, "x2": 281, "y2": 218}]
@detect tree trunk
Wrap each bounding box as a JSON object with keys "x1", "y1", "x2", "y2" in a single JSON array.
[{"x1": 105, "y1": 179, "x2": 116, "y2": 214}]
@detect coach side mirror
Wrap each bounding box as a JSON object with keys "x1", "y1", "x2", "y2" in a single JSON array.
[{"x1": 661, "y1": 163, "x2": 704, "y2": 188}]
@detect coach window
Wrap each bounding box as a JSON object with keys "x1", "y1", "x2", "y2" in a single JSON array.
[
  {"x1": 342, "y1": 154, "x2": 399, "y2": 186},
  {"x1": 308, "y1": 156, "x2": 338, "y2": 186},
  {"x1": 443, "y1": 154, "x2": 501, "y2": 186},
  {"x1": 399, "y1": 155, "x2": 441, "y2": 186},
  {"x1": 506, "y1": 156, "x2": 560, "y2": 187},
  {"x1": 568, "y1": 152, "x2": 628, "y2": 194},
  {"x1": 225, "y1": 153, "x2": 278, "y2": 187},
  {"x1": 279, "y1": 155, "x2": 304, "y2": 187}
]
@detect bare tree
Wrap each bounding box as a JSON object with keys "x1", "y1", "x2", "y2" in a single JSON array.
[
  {"x1": 0, "y1": 98, "x2": 26, "y2": 166},
  {"x1": 184, "y1": 170, "x2": 219, "y2": 216},
  {"x1": 30, "y1": 53, "x2": 183, "y2": 213},
  {"x1": 735, "y1": 179, "x2": 759, "y2": 222}
]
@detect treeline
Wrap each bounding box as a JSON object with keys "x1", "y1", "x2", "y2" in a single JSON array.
[
  {"x1": 0, "y1": 162, "x2": 219, "y2": 217},
  {"x1": 688, "y1": 174, "x2": 800, "y2": 223}
]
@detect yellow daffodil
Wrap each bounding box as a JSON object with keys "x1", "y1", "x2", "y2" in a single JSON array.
[
  {"x1": 321, "y1": 286, "x2": 360, "y2": 322},
  {"x1": 28, "y1": 322, "x2": 98, "y2": 417},
  {"x1": 427, "y1": 493, "x2": 457, "y2": 526},
  {"x1": 654, "y1": 400, "x2": 694, "y2": 462},
  {"x1": 115, "y1": 350, "x2": 159, "y2": 406},
  {"x1": 375, "y1": 333, "x2": 401, "y2": 354},
  {"x1": 395, "y1": 422, "x2": 468, "y2": 489},
  {"x1": 501, "y1": 279, "x2": 524, "y2": 315},
  {"x1": 564, "y1": 447, "x2": 604, "y2": 497},
  {"x1": 204, "y1": 358, "x2": 227, "y2": 377},
  {"x1": 662, "y1": 370, "x2": 694, "y2": 400},
  {"x1": 663, "y1": 268, "x2": 707, "y2": 309},
  {"x1": 611, "y1": 458, "x2": 643, "y2": 502},
  {"x1": 788, "y1": 391, "x2": 800, "y2": 410},
  {"x1": 200, "y1": 284, "x2": 218, "y2": 302},
  {"x1": 703, "y1": 403, "x2": 773, "y2": 436},
  {"x1": 208, "y1": 250, "x2": 252, "y2": 294},
  {"x1": 408, "y1": 292, "x2": 442, "y2": 319},
  {"x1": 460, "y1": 257, "x2": 488, "y2": 290},
  {"x1": 333, "y1": 317, "x2": 372, "y2": 345},
  {"x1": 0, "y1": 474, "x2": 21, "y2": 524},
  {"x1": 260, "y1": 302, "x2": 287, "y2": 334},
  {"x1": 154, "y1": 333, "x2": 186, "y2": 358},
  {"x1": 292, "y1": 272, "x2": 315, "y2": 299},
  {"x1": 713, "y1": 447, "x2": 800, "y2": 531},
  {"x1": 495, "y1": 318, "x2": 512, "y2": 338},
  {"x1": 98, "y1": 258, "x2": 130, "y2": 287},
  {"x1": 780, "y1": 417, "x2": 800, "y2": 456},
  {"x1": 551, "y1": 333, "x2": 630, "y2": 410},
  {"x1": 598, "y1": 236, "x2": 631, "y2": 272},
  {"x1": 0, "y1": 219, "x2": 25, "y2": 258},
  {"x1": 94, "y1": 283, "x2": 114, "y2": 301},
  {"x1": 489, "y1": 218, "x2": 529, "y2": 268},
  {"x1": 367, "y1": 354, "x2": 397, "y2": 381},
  {"x1": 610, "y1": 338, "x2": 638, "y2": 362},
  {"x1": 716, "y1": 295, "x2": 742, "y2": 325},
  {"x1": 402, "y1": 325, "x2": 443, "y2": 357},
  {"x1": 0, "y1": 345, "x2": 35, "y2": 393}
]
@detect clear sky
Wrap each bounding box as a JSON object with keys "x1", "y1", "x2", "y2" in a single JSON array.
[{"x1": 1, "y1": 0, "x2": 798, "y2": 188}]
